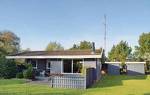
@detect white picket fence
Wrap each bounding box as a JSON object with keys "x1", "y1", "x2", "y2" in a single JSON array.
[{"x1": 50, "y1": 75, "x2": 86, "y2": 89}]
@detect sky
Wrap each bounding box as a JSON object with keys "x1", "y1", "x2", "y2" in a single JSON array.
[{"x1": 0, "y1": 0, "x2": 150, "y2": 55}]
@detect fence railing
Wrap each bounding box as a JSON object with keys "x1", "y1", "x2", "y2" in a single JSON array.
[
  {"x1": 50, "y1": 74, "x2": 86, "y2": 89},
  {"x1": 49, "y1": 68, "x2": 97, "y2": 89}
]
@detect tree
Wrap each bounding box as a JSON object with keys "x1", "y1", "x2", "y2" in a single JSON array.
[
  {"x1": 108, "y1": 40, "x2": 132, "y2": 62},
  {"x1": 108, "y1": 45, "x2": 116, "y2": 61},
  {"x1": 0, "y1": 30, "x2": 20, "y2": 55},
  {"x1": 0, "y1": 30, "x2": 20, "y2": 79},
  {"x1": 69, "y1": 41, "x2": 92, "y2": 50},
  {"x1": 0, "y1": 48, "x2": 7, "y2": 57},
  {"x1": 79, "y1": 41, "x2": 92, "y2": 49},
  {"x1": 132, "y1": 46, "x2": 144, "y2": 61},
  {"x1": 0, "y1": 57, "x2": 17, "y2": 79},
  {"x1": 46, "y1": 41, "x2": 64, "y2": 51},
  {"x1": 134, "y1": 32, "x2": 150, "y2": 61},
  {"x1": 69, "y1": 44, "x2": 79, "y2": 50},
  {"x1": 21, "y1": 48, "x2": 31, "y2": 52}
]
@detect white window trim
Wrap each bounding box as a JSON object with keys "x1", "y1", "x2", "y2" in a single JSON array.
[
  {"x1": 61, "y1": 59, "x2": 63, "y2": 73},
  {"x1": 61, "y1": 59, "x2": 84, "y2": 74}
]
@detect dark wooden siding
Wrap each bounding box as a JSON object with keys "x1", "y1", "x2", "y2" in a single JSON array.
[
  {"x1": 37, "y1": 59, "x2": 46, "y2": 71},
  {"x1": 107, "y1": 63, "x2": 120, "y2": 75}
]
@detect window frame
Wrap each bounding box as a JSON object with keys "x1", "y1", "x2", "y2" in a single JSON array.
[
  {"x1": 29, "y1": 59, "x2": 38, "y2": 69},
  {"x1": 61, "y1": 59, "x2": 84, "y2": 74},
  {"x1": 46, "y1": 60, "x2": 51, "y2": 70},
  {"x1": 73, "y1": 59, "x2": 83, "y2": 73}
]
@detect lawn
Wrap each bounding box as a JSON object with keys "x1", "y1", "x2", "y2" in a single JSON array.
[{"x1": 0, "y1": 75, "x2": 150, "y2": 95}]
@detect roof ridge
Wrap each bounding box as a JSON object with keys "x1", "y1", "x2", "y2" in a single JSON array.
[{"x1": 21, "y1": 49, "x2": 101, "y2": 52}]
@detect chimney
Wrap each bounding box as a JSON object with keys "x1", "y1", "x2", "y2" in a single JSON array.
[{"x1": 91, "y1": 42, "x2": 95, "y2": 54}]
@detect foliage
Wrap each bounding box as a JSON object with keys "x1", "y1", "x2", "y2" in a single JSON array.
[
  {"x1": 108, "y1": 40, "x2": 132, "y2": 62},
  {"x1": 120, "y1": 64, "x2": 127, "y2": 74},
  {"x1": 15, "y1": 59, "x2": 26, "y2": 65},
  {"x1": 134, "y1": 32, "x2": 150, "y2": 61},
  {"x1": 0, "y1": 31, "x2": 20, "y2": 79},
  {"x1": 73, "y1": 62, "x2": 82, "y2": 73},
  {"x1": 70, "y1": 44, "x2": 79, "y2": 50},
  {"x1": 79, "y1": 41, "x2": 92, "y2": 49},
  {"x1": 0, "y1": 57, "x2": 6, "y2": 78},
  {"x1": 45, "y1": 41, "x2": 64, "y2": 51},
  {"x1": 16, "y1": 72, "x2": 24, "y2": 79},
  {"x1": 0, "y1": 30, "x2": 20, "y2": 55},
  {"x1": 132, "y1": 46, "x2": 144, "y2": 61},
  {"x1": 108, "y1": 45, "x2": 116, "y2": 61},
  {"x1": 21, "y1": 48, "x2": 30, "y2": 52},
  {"x1": 16, "y1": 64, "x2": 32, "y2": 79},
  {"x1": 0, "y1": 57, "x2": 17, "y2": 79},
  {"x1": 16, "y1": 64, "x2": 27, "y2": 72},
  {"x1": 23, "y1": 65, "x2": 33, "y2": 79},
  {"x1": 0, "y1": 48, "x2": 7, "y2": 57},
  {"x1": 70, "y1": 40, "x2": 92, "y2": 50},
  {"x1": 80, "y1": 67, "x2": 86, "y2": 76}
]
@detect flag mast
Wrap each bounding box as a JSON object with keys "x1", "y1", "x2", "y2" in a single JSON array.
[{"x1": 104, "y1": 14, "x2": 107, "y2": 53}]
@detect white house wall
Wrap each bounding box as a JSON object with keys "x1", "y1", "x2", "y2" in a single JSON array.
[
  {"x1": 50, "y1": 61, "x2": 62, "y2": 73},
  {"x1": 84, "y1": 61, "x2": 96, "y2": 68}
]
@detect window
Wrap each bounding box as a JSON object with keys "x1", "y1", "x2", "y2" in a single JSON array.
[
  {"x1": 73, "y1": 59, "x2": 82, "y2": 73},
  {"x1": 63, "y1": 59, "x2": 72, "y2": 73},
  {"x1": 30, "y1": 60, "x2": 37, "y2": 69},
  {"x1": 62, "y1": 59, "x2": 83, "y2": 73},
  {"x1": 46, "y1": 61, "x2": 51, "y2": 69}
]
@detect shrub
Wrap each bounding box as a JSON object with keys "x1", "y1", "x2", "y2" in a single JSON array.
[
  {"x1": 4, "y1": 60, "x2": 17, "y2": 79},
  {"x1": 23, "y1": 65, "x2": 33, "y2": 79},
  {"x1": 16, "y1": 72, "x2": 23, "y2": 79},
  {"x1": 16, "y1": 64, "x2": 27, "y2": 73},
  {"x1": 0, "y1": 57, "x2": 6, "y2": 78},
  {"x1": 0, "y1": 57, "x2": 17, "y2": 79}
]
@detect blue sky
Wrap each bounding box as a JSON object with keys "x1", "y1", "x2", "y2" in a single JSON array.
[{"x1": 0, "y1": 0, "x2": 150, "y2": 55}]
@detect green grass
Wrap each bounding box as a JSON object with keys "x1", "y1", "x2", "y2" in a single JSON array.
[{"x1": 0, "y1": 75, "x2": 150, "y2": 95}]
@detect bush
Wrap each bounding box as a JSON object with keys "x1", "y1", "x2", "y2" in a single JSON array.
[
  {"x1": 16, "y1": 64, "x2": 27, "y2": 73},
  {"x1": 0, "y1": 57, "x2": 6, "y2": 78},
  {"x1": 23, "y1": 65, "x2": 34, "y2": 79},
  {"x1": 120, "y1": 63, "x2": 127, "y2": 74},
  {"x1": 16, "y1": 72, "x2": 23, "y2": 79},
  {"x1": 0, "y1": 57, "x2": 17, "y2": 79}
]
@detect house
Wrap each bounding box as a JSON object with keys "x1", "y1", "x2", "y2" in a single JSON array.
[
  {"x1": 105, "y1": 62, "x2": 146, "y2": 75},
  {"x1": 6, "y1": 44, "x2": 104, "y2": 89}
]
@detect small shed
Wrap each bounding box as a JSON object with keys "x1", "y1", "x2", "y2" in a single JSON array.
[
  {"x1": 106, "y1": 62, "x2": 120, "y2": 75},
  {"x1": 126, "y1": 62, "x2": 145, "y2": 75}
]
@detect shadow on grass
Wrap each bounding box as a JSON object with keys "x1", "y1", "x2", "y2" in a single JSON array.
[
  {"x1": 144, "y1": 93, "x2": 150, "y2": 95},
  {"x1": 91, "y1": 75, "x2": 147, "y2": 88}
]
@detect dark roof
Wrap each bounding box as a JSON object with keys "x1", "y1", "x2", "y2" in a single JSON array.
[{"x1": 9, "y1": 49, "x2": 102, "y2": 56}]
